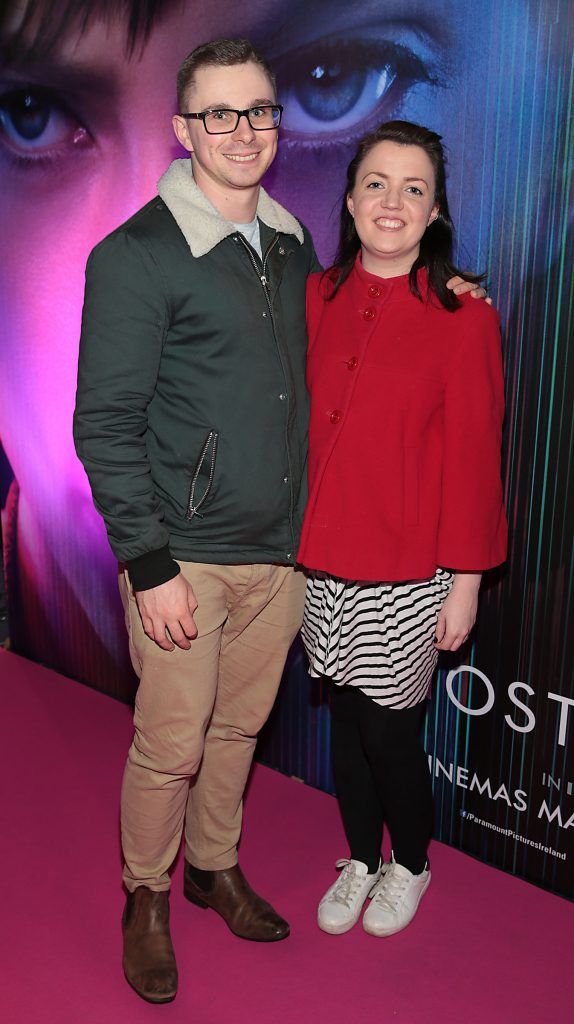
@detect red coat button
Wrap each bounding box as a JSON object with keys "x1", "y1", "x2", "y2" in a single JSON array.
[
  {"x1": 330, "y1": 410, "x2": 342, "y2": 424},
  {"x1": 363, "y1": 307, "x2": 376, "y2": 321},
  {"x1": 347, "y1": 357, "x2": 358, "y2": 370},
  {"x1": 368, "y1": 285, "x2": 381, "y2": 298}
]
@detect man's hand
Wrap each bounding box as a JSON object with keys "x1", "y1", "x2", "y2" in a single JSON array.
[
  {"x1": 135, "y1": 573, "x2": 198, "y2": 651},
  {"x1": 434, "y1": 573, "x2": 482, "y2": 652},
  {"x1": 446, "y1": 275, "x2": 492, "y2": 305}
]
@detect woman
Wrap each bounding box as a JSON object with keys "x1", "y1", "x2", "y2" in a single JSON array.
[{"x1": 298, "y1": 121, "x2": 507, "y2": 937}]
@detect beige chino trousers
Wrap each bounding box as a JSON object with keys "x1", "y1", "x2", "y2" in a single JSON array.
[{"x1": 119, "y1": 561, "x2": 306, "y2": 892}]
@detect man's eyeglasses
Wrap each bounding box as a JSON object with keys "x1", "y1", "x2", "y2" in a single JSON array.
[{"x1": 181, "y1": 105, "x2": 283, "y2": 134}]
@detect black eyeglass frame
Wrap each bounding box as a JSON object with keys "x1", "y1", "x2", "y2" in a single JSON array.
[{"x1": 181, "y1": 105, "x2": 283, "y2": 134}]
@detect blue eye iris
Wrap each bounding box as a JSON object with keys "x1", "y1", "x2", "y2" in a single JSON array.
[
  {"x1": 0, "y1": 88, "x2": 84, "y2": 154},
  {"x1": 277, "y1": 40, "x2": 430, "y2": 137},
  {"x1": 298, "y1": 62, "x2": 370, "y2": 122},
  {"x1": 0, "y1": 91, "x2": 51, "y2": 141}
]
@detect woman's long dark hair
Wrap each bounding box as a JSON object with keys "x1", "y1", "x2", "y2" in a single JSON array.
[{"x1": 326, "y1": 121, "x2": 483, "y2": 311}]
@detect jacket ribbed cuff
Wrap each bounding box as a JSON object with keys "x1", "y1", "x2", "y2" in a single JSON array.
[{"x1": 127, "y1": 544, "x2": 180, "y2": 591}]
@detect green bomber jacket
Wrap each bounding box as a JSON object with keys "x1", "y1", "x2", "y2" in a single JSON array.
[{"x1": 73, "y1": 159, "x2": 320, "y2": 589}]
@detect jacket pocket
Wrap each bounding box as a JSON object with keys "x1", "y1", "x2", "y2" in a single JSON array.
[
  {"x1": 403, "y1": 446, "x2": 419, "y2": 526},
  {"x1": 186, "y1": 430, "x2": 219, "y2": 520}
]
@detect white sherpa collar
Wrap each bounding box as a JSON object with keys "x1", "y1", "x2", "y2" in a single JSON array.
[{"x1": 157, "y1": 159, "x2": 304, "y2": 258}]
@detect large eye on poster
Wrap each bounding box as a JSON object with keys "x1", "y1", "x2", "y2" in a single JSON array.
[{"x1": 1, "y1": 2, "x2": 573, "y2": 896}]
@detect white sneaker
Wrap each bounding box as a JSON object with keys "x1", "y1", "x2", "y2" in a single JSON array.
[
  {"x1": 318, "y1": 859, "x2": 382, "y2": 935},
  {"x1": 363, "y1": 856, "x2": 430, "y2": 937}
]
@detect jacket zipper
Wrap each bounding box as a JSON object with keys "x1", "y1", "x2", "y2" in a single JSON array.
[
  {"x1": 238, "y1": 233, "x2": 279, "y2": 314},
  {"x1": 236, "y1": 234, "x2": 296, "y2": 556},
  {"x1": 186, "y1": 430, "x2": 219, "y2": 520}
]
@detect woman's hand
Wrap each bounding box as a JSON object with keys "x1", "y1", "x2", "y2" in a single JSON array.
[{"x1": 434, "y1": 573, "x2": 482, "y2": 652}]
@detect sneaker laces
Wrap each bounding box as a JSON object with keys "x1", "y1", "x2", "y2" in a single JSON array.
[
  {"x1": 327, "y1": 859, "x2": 369, "y2": 909},
  {"x1": 370, "y1": 866, "x2": 411, "y2": 913}
]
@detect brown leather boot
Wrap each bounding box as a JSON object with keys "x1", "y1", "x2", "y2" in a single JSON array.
[
  {"x1": 183, "y1": 862, "x2": 289, "y2": 941},
  {"x1": 122, "y1": 886, "x2": 178, "y2": 1003}
]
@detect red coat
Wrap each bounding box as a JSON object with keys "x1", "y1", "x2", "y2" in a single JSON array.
[{"x1": 297, "y1": 258, "x2": 508, "y2": 581}]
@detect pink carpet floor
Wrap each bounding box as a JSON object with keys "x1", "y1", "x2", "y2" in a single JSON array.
[{"x1": 1, "y1": 649, "x2": 572, "y2": 1024}]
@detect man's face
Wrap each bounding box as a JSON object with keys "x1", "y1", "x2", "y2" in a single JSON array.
[{"x1": 173, "y1": 62, "x2": 279, "y2": 206}]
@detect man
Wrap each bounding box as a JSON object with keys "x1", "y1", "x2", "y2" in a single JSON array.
[{"x1": 74, "y1": 38, "x2": 319, "y2": 1003}]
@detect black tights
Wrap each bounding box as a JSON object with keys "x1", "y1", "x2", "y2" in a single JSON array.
[{"x1": 330, "y1": 684, "x2": 433, "y2": 875}]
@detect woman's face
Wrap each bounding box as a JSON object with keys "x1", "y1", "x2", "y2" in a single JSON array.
[{"x1": 347, "y1": 140, "x2": 438, "y2": 277}]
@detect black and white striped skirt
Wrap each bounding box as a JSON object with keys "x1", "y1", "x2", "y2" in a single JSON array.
[{"x1": 301, "y1": 568, "x2": 454, "y2": 708}]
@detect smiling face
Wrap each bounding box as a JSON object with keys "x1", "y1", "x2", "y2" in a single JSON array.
[
  {"x1": 347, "y1": 140, "x2": 438, "y2": 277},
  {"x1": 172, "y1": 61, "x2": 279, "y2": 214}
]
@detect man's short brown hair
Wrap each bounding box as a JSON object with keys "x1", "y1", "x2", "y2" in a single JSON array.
[{"x1": 177, "y1": 38, "x2": 276, "y2": 112}]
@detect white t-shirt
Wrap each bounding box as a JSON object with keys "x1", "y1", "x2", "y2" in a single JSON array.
[{"x1": 232, "y1": 216, "x2": 262, "y2": 259}]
